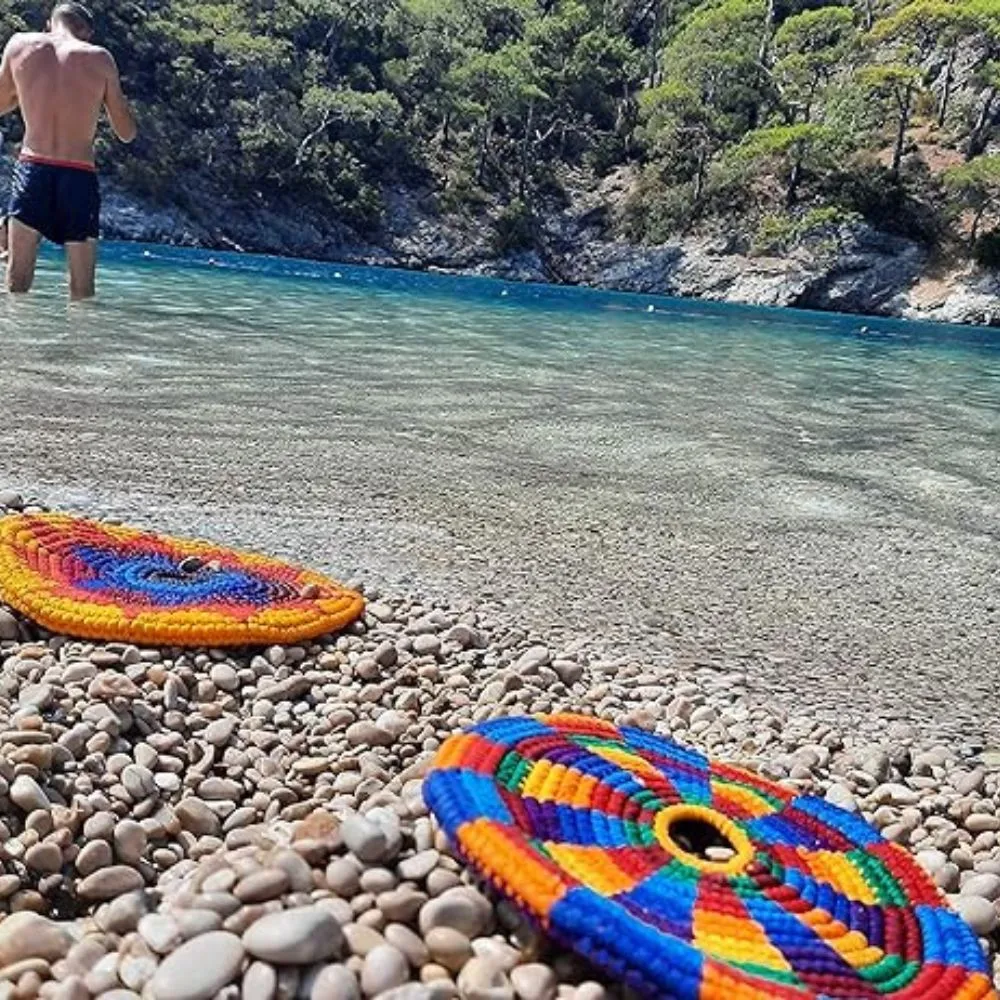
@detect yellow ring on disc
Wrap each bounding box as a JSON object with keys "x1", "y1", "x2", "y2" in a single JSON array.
[{"x1": 653, "y1": 804, "x2": 755, "y2": 875}]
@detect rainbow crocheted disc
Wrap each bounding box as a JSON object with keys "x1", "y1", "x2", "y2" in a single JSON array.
[
  {"x1": 0, "y1": 514, "x2": 365, "y2": 646},
  {"x1": 425, "y1": 714, "x2": 996, "y2": 1000}
]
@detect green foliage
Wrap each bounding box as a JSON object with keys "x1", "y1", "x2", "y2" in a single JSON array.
[
  {"x1": 1, "y1": 0, "x2": 998, "y2": 259},
  {"x1": 752, "y1": 206, "x2": 861, "y2": 254},
  {"x1": 855, "y1": 64, "x2": 923, "y2": 98},
  {"x1": 727, "y1": 123, "x2": 841, "y2": 204},
  {"x1": 943, "y1": 155, "x2": 1000, "y2": 206},
  {"x1": 622, "y1": 172, "x2": 698, "y2": 240},
  {"x1": 944, "y1": 155, "x2": 1000, "y2": 242},
  {"x1": 972, "y1": 229, "x2": 1000, "y2": 267},
  {"x1": 773, "y1": 7, "x2": 856, "y2": 122},
  {"x1": 493, "y1": 197, "x2": 535, "y2": 252}
]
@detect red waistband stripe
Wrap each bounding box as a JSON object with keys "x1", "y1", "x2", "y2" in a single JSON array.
[{"x1": 18, "y1": 153, "x2": 97, "y2": 173}]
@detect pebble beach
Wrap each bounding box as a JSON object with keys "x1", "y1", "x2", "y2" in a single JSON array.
[{"x1": 0, "y1": 489, "x2": 999, "y2": 1000}]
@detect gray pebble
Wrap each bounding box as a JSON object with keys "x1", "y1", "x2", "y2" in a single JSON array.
[
  {"x1": 310, "y1": 965, "x2": 360, "y2": 1000},
  {"x1": 234, "y1": 868, "x2": 291, "y2": 904},
  {"x1": 78, "y1": 866, "x2": 145, "y2": 902},
  {"x1": 359, "y1": 945, "x2": 408, "y2": 997},
  {"x1": 950, "y1": 894, "x2": 999, "y2": 936},
  {"x1": 241, "y1": 961, "x2": 278, "y2": 1000},
  {"x1": 243, "y1": 907, "x2": 344, "y2": 965},
  {"x1": 342, "y1": 816, "x2": 388, "y2": 863},
  {"x1": 150, "y1": 931, "x2": 244, "y2": 1000}
]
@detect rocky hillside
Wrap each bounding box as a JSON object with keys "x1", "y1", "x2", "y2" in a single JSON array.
[
  {"x1": 4, "y1": 0, "x2": 1000, "y2": 323},
  {"x1": 90, "y1": 168, "x2": 1000, "y2": 327}
]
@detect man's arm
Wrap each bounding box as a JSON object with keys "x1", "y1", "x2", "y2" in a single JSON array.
[
  {"x1": 0, "y1": 38, "x2": 20, "y2": 116},
  {"x1": 102, "y1": 51, "x2": 136, "y2": 143}
]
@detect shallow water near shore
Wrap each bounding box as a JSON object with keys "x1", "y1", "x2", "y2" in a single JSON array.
[{"x1": 1, "y1": 243, "x2": 999, "y2": 737}]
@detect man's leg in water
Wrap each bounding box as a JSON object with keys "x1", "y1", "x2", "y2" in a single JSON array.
[
  {"x1": 6, "y1": 218, "x2": 40, "y2": 293},
  {"x1": 66, "y1": 239, "x2": 97, "y2": 300}
]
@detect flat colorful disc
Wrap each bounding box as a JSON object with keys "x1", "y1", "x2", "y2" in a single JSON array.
[
  {"x1": 0, "y1": 513, "x2": 365, "y2": 647},
  {"x1": 425, "y1": 714, "x2": 996, "y2": 1000}
]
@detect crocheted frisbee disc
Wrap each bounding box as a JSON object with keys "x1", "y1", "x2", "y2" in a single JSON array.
[
  {"x1": 0, "y1": 514, "x2": 365, "y2": 646},
  {"x1": 425, "y1": 714, "x2": 996, "y2": 1000}
]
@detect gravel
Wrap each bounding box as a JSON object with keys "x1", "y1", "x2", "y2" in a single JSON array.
[{"x1": 0, "y1": 493, "x2": 998, "y2": 998}]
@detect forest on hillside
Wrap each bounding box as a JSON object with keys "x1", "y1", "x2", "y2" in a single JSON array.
[{"x1": 3, "y1": 0, "x2": 1000, "y2": 262}]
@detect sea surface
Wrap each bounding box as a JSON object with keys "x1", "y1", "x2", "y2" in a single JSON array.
[{"x1": 1, "y1": 244, "x2": 998, "y2": 735}]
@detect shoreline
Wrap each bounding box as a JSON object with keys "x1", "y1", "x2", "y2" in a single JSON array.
[
  {"x1": 81, "y1": 240, "x2": 1000, "y2": 340},
  {"x1": 95, "y1": 181, "x2": 1000, "y2": 331},
  {"x1": 0, "y1": 491, "x2": 999, "y2": 997},
  {"x1": 0, "y1": 150, "x2": 998, "y2": 328}
]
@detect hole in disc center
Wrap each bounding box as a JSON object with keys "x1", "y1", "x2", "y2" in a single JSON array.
[
  {"x1": 654, "y1": 805, "x2": 754, "y2": 874},
  {"x1": 667, "y1": 817, "x2": 736, "y2": 862}
]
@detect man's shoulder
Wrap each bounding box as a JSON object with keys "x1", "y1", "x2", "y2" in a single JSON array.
[
  {"x1": 69, "y1": 41, "x2": 115, "y2": 72},
  {"x1": 5, "y1": 32, "x2": 47, "y2": 52},
  {"x1": 79, "y1": 42, "x2": 114, "y2": 64}
]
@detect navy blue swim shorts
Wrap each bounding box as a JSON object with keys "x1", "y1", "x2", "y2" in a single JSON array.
[{"x1": 8, "y1": 155, "x2": 100, "y2": 245}]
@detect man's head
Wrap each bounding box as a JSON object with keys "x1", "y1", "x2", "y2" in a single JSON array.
[{"x1": 49, "y1": 3, "x2": 94, "y2": 40}]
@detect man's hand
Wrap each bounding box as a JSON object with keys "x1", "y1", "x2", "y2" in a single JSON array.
[
  {"x1": 102, "y1": 51, "x2": 136, "y2": 143},
  {"x1": 0, "y1": 38, "x2": 20, "y2": 116}
]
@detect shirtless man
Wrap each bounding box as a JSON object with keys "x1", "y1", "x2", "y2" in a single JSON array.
[{"x1": 0, "y1": 3, "x2": 136, "y2": 299}]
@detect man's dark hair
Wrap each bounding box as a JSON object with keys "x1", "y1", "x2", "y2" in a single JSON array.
[{"x1": 51, "y1": 2, "x2": 94, "y2": 38}]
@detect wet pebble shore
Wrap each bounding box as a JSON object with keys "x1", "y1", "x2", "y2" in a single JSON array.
[{"x1": 0, "y1": 491, "x2": 998, "y2": 999}]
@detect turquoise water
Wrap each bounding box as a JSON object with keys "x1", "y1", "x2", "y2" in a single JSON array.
[{"x1": 1, "y1": 243, "x2": 998, "y2": 732}]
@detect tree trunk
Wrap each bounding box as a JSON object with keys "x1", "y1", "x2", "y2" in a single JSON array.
[
  {"x1": 971, "y1": 205, "x2": 986, "y2": 246},
  {"x1": 891, "y1": 86, "x2": 912, "y2": 180},
  {"x1": 787, "y1": 158, "x2": 802, "y2": 207},
  {"x1": 862, "y1": 0, "x2": 874, "y2": 31},
  {"x1": 693, "y1": 146, "x2": 708, "y2": 204},
  {"x1": 646, "y1": 0, "x2": 666, "y2": 87},
  {"x1": 476, "y1": 110, "x2": 492, "y2": 184},
  {"x1": 938, "y1": 48, "x2": 956, "y2": 127},
  {"x1": 968, "y1": 87, "x2": 997, "y2": 160},
  {"x1": 617, "y1": 81, "x2": 633, "y2": 155},
  {"x1": 519, "y1": 99, "x2": 534, "y2": 200},
  {"x1": 758, "y1": 0, "x2": 777, "y2": 68}
]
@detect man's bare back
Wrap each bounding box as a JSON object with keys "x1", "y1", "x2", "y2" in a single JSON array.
[
  {"x1": 5, "y1": 31, "x2": 132, "y2": 166},
  {"x1": 0, "y1": 3, "x2": 135, "y2": 299}
]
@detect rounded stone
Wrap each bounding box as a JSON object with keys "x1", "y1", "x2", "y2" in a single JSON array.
[
  {"x1": 574, "y1": 985, "x2": 609, "y2": 1000},
  {"x1": 175, "y1": 799, "x2": 221, "y2": 838},
  {"x1": 418, "y1": 890, "x2": 488, "y2": 939},
  {"x1": 310, "y1": 964, "x2": 361, "y2": 1000},
  {"x1": 150, "y1": 931, "x2": 245, "y2": 1000},
  {"x1": 457, "y1": 957, "x2": 514, "y2": 1000},
  {"x1": 396, "y1": 851, "x2": 439, "y2": 883},
  {"x1": 343, "y1": 925, "x2": 385, "y2": 959},
  {"x1": 78, "y1": 866, "x2": 145, "y2": 902},
  {"x1": 0, "y1": 608, "x2": 20, "y2": 639},
  {"x1": 234, "y1": 868, "x2": 291, "y2": 904},
  {"x1": 382, "y1": 925, "x2": 428, "y2": 968},
  {"x1": 24, "y1": 842, "x2": 62, "y2": 875},
  {"x1": 243, "y1": 907, "x2": 344, "y2": 965},
  {"x1": 359, "y1": 945, "x2": 408, "y2": 997},
  {"x1": 341, "y1": 815, "x2": 388, "y2": 863},
  {"x1": 241, "y1": 961, "x2": 278, "y2": 1000},
  {"x1": 326, "y1": 860, "x2": 361, "y2": 898},
  {"x1": 961, "y1": 873, "x2": 1000, "y2": 902},
  {"x1": 423, "y1": 928, "x2": 471, "y2": 974},
  {"x1": 114, "y1": 821, "x2": 148, "y2": 865},
  {"x1": 0, "y1": 913, "x2": 73, "y2": 966},
  {"x1": 966, "y1": 814, "x2": 1000, "y2": 834},
  {"x1": 510, "y1": 964, "x2": 557, "y2": 1000},
  {"x1": 137, "y1": 915, "x2": 182, "y2": 955},
  {"x1": 950, "y1": 894, "x2": 999, "y2": 937},
  {"x1": 10, "y1": 776, "x2": 49, "y2": 813}
]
